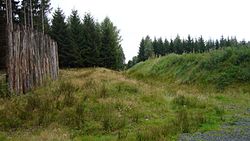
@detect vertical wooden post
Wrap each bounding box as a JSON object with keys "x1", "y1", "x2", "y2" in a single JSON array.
[
  {"x1": 4, "y1": 0, "x2": 58, "y2": 94},
  {"x1": 30, "y1": 0, "x2": 33, "y2": 29},
  {"x1": 41, "y1": 0, "x2": 44, "y2": 34},
  {"x1": 24, "y1": 1, "x2": 27, "y2": 28},
  {"x1": 6, "y1": 0, "x2": 13, "y2": 93}
]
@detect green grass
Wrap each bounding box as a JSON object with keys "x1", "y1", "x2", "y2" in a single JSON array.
[
  {"x1": 0, "y1": 47, "x2": 249, "y2": 140},
  {"x1": 0, "y1": 71, "x2": 8, "y2": 98},
  {"x1": 127, "y1": 47, "x2": 250, "y2": 90}
]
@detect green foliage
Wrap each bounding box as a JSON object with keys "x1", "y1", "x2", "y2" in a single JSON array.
[
  {"x1": 19, "y1": 0, "x2": 52, "y2": 32},
  {"x1": 0, "y1": 73, "x2": 8, "y2": 98},
  {"x1": 144, "y1": 36, "x2": 154, "y2": 60},
  {"x1": 50, "y1": 9, "x2": 125, "y2": 69},
  {"x1": 127, "y1": 56, "x2": 138, "y2": 69},
  {"x1": 81, "y1": 13, "x2": 101, "y2": 67},
  {"x1": 67, "y1": 10, "x2": 83, "y2": 67},
  {"x1": 99, "y1": 17, "x2": 125, "y2": 70},
  {"x1": 138, "y1": 38, "x2": 146, "y2": 62},
  {"x1": 50, "y1": 8, "x2": 71, "y2": 67},
  {"x1": 135, "y1": 109, "x2": 207, "y2": 141},
  {"x1": 172, "y1": 95, "x2": 206, "y2": 109},
  {"x1": 130, "y1": 34, "x2": 250, "y2": 66},
  {"x1": 0, "y1": 132, "x2": 7, "y2": 141},
  {"x1": 113, "y1": 82, "x2": 138, "y2": 94},
  {"x1": 128, "y1": 47, "x2": 250, "y2": 89}
]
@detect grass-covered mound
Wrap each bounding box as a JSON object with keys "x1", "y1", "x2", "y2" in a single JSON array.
[
  {"x1": 127, "y1": 47, "x2": 250, "y2": 89},
  {"x1": 0, "y1": 67, "x2": 249, "y2": 140}
]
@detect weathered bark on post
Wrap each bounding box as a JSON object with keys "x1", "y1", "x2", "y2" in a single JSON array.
[
  {"x1": 4, "y1": 0, "x2": 59, "y2": 94},
  {"x1": 6, "y1": 25, "x2": 59, "y2": 94},
  {"x1": 6, "y1": 0, "x2": 13, "y2": 93}
]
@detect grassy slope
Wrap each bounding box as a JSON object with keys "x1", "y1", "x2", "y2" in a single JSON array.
[
  {"x1": 0, "y1": 47, "x2": 249, "y2": 141},
  {"x1": 128, "y1": 47, "x2": 250, "y2": 90}
]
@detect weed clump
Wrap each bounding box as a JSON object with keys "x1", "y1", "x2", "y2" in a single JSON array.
[
  {"x1": 172, "y1": 95, "x2": 206, "y2": 109},
  {"x1": 0, "y1": 73, "x2": 8, "y2": 98}
]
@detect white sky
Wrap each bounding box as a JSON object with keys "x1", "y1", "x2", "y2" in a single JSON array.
[{"x1": 50, "y1": 0, "x2": 250, "y2": 62}]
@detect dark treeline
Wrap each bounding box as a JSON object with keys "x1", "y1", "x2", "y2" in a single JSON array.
[
  {"x1": 0, "y1": 0, "x2": 51, "y2": 33},
  {"x1": 0, "y1": 0, "x2": 125, "y2": 70},
  {"x1": 50, "y1": 8, "x2": 125, "y2": 69},
  {"x1": 128, "y1": 35, "x2": 250, "y2": 68}
]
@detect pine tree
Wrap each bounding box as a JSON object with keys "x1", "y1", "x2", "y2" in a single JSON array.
[
  {"x1": 20, "y1": 0, "x2": 51, "y2": 32},
  {"x1": 100, "y1": 17, "x2": 124, "y2": 69},
  {"x1": 169, "y1": 39, "x2": 174, "y2": 53},
  {"x1": 115, "y1": 45, "x2": 125, "y2": 70},
  {"x1": 67, "y1": 9, "x2": 83, "y2": 67},
  {"x1": 158, "y1": 38, "x2": 165, "y2": 56},
  {"x1": 40, "y1": 0, "x2": 51, "y2": 33},
  {"x1": 186, "y1": 35, "x2": 193, "y2": 53},
  {"x1": 12, "y1": 0, "x2": 20, "y2": 23},
  {"x1": 152, "y1": 38, "x2": 159, "y2": 57},
  {"x1": 153, "y1": 38, "x2": 164, "y2": 57},
  {"x1": 127, "y1": 56, "x2": 138, "y2": 69},
  {"x1": 230, "y1": 36, "x2": 238, "y2": 47},
  {"x1": 198, "y1": 36, "x2": 205, "y2": 52},
  {"x1": 220, "y1": 35, "x2": 226, "y2": 47},
  {"x1": 144, "y1": 36, "x2": 154, "y2": 59},
  {"x1": 138, "y1": 38, "x2": 145, "y2": 62},
  {"x1": 215, "y1": 39, "x2": 220, "y2": 49},
  {"x1": 164, "y1": 39, "x2": 170, "y2": 55},
  {"x1": 0, "y1": 0, "x2": 20, "y2": 23},
  {"x1": 50, "y1": 8, "x2": 70, "y2": 67},
  {"x1": 81, "y1": 13, "x2": 101, "y2": 67},
  {"x1": 193, "y1": 38, "x2": 199, "y2": 53},
  {"x1": 173, "y1": 35, "x2": 182, "y2": 54},
  {"x1": 182, "y1": 39, "x2": 187, "y2": 53}
]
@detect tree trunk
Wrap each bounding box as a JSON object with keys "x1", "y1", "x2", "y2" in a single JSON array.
[{"x1": 30, "y1": 0, "x2": 33, "y2": 29}]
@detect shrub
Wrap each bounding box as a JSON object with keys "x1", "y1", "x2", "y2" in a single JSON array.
[{"x1": 54, "y1": 81, "x2": 77, "y2": 107}]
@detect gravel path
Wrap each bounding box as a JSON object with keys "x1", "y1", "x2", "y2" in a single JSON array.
[{"x1": 179, "y1": 110, "x2": 250, "y2": 141}]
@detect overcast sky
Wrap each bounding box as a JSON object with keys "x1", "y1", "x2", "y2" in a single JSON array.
[{"x1": 50, "y1": 0, "x2": 250, "y2": 62}]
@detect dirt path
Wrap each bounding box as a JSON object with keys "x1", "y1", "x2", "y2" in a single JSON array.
[{"x1": 179, "y1": 110, "x2": 250, "y2": 141}]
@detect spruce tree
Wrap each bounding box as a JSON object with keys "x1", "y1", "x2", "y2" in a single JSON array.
[
  {"x1": 198, "y1": 36, "x2": 205, "y2": 52},
  {"x1": 144, "y1": 36, "x2": 154, "y2": 59},
  {"x1": 138, "y1": 38, "x2": 146, "y2": 62},
  {"x1": 81, "y1": 13, "x2": 101, "y2": 67},
  {"x1": 50, "y1": 8, "x2": 70, "y2": 67},
  {"x1": 153, "y1": 38, "x2": 164, "y2": 57},
  {"x1": 215, "y1": 39, "x2": 220, "y2": 49},
  {"x1": 152, "y1": 38, "x2": 159, "y2": 57},
  {"x1": 20, "y1": 0, "x2": 51, "y2": 32},
  {"x1": 206, "y1": 39, "x2": 215, "y2": 51},
  {"x1": 173, "y1": 35, "x2": 182, "y2": 54},
  {"x1": 100, "y1": 17, "x2": 124, "y2": 69},
  {"x1": 158, "y1": 38, "x2": 164, "y2": 56},
  {"x1": 115, "y1": 45, "x2": 125, "y2": 70},
  {"x1": 67, "y1": 9, "x2": 83, "y2": 67},
  {"x1": 127, "y1": 56, "x2": 138, "y2": 69},
  {"x1": 220, "y1": 35, "x2": 226, "y2": 47},
  {"x1": 186, "y1": 35, "x2": 193, "y2": 53},
  {"x1": 169, "y1": 39, "x2": 174, "y2": 53},
  {"x1": 164, "y1": 39, "x2": 170, "y2": 55}
]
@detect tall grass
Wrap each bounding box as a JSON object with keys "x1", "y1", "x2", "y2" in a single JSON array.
[{"x1": 0, "y1": 71, "x2": 8, "y2": 97}]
